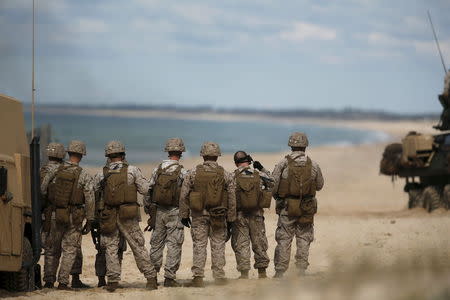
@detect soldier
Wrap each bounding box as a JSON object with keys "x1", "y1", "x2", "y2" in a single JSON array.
[
  {"x1": 231, "y1": 151, "x2": 273, "y2": 279},
  {"x1": 93, "y1": 141, "x2": 157, "y2": 292},
  {"x1": 272, "y1": 132, "x2": 324, "y2": 278},
  {"x1": 146, "y1": 138, "x2": 187, "y2": 287},
  {"x1": 438, "y1": 71, "x2": 450, "y2": 130},
  {"x1": 40, "y1": 143, "x2": 88, "y2": 289},
  {"x1": 443, "y1": 71, "x2": 450, "y2": 98},
  {"x1": 92, "y1": 157, "x2": 127, "y2": 288},
  {"x1": 40, "y1": 140, "x2": 95, "y2": 290},
  {"x1": 179, "y1": 142, "x2": 236, "y2": 287}
]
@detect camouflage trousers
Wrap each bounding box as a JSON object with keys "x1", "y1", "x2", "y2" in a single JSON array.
[
  {"x1": 274, "y1": 214, "x2": 314, "y2": 272},
  {"x1": 42, "y1": 227, "x2": 83, "y2": 284},
  {"x1": 44, "y1": 219, "x2": 83, "y2": 285},
  {"x1": 231, "y1": 212, "x2": 269, "y2": 272},
  {"x1": 149, "y1": 207, "x2": 184, "y2": 280},
  {"x1": 94, "y1": 234, "x2": 126, "y2": 277},
  {"x1": 101, "y1": 218, "x2": 156, "y2": 283},
  {"x1": 191, "y1": 215, "x2": 227, "y2": 279}
]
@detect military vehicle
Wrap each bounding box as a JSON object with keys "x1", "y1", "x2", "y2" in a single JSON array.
[
  {"x1": 0, "y1": 94, "x2": 42, "y2": 291},
  {"x1": 380, "y1": 89, "x2": 450, "y2": 212}
]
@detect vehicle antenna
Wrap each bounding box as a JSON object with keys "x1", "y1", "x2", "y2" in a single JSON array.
[
  {"x1": 427, "y1": 10, "x2": 447, "y2": 75},
  {"x1": 31, "y1": 0, "x2": 36, "y2": 139}
]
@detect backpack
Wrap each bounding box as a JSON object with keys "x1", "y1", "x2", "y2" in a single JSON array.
[
  {"x1": 152, "y1": 163, "x2": 182, "y2": 206},
  {"x1": 235, "y1": 168, "x2": 260, "y2": 211}
]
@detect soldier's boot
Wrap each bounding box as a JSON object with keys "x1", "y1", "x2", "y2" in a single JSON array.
[
  {"x1": 239, "y1": 270, "x2": 249, "y2": 279},
  {"x1": 57, "y1": 283, "x2": 72, "y2": 291},
  {"x1": 97, "y1": 276, "x2": 107, "y2": 288},
  {"x1": 164, "y1": 278, "x2": 181, "y2": 287},
  {"x1": 43, "y1": 282, "x2": 54, "y2": 289},
  {"x1": 258, "y1": 268, "x2": 267, "y2": 279},
  {"x1": 298, "y1": 268, "x2": 306, "y2": 276},
  {"x1": 214, "y1": 278, "x2": 228, "y2": 286},
  {"x1": 273, "y1": 271, "x2": 284, "y2": 279},
  {"x1": 106, "y1": 282, "x2": 119, "y2": 292},
  {"x1": 185, "y1": 276, "x2": 204, "y2": 288},
  {"x1": 71, "y1": 274, "x2": 90, "y2": 289},
  {"x1": 146, "y1": 277, "x2": 158, "y2": 290}
]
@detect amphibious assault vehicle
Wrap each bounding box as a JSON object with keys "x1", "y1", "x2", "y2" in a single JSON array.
[
  {"x1": 0, "y1": 94, "x2": 41, "y2": 291},
  {"x1": 380, "y1": 93, "x2": 450, "y2": 212}
]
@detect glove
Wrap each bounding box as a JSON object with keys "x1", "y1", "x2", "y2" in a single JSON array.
[
  {"x1": 181, "y1": 218, "x2": 191, "y2": 228},
  {"x1": 81, "y1": 221, "x2": 92, "y2": 235},
  {"x1": 253, "y1": 161, "x2": 264, "y2": 171},
  {"x1": 226, "y1": 222, "x2": 234, "y2": 241},
  {"x1": 144, "y1": 217, "x2": 154, "y2": 232}
]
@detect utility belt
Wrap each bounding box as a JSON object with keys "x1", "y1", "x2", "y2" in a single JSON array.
[
  {"x1": 51, "y1": 204, "x2": 86, "y2": 227},
  {"x1": 281, "y1": 195, "x2": 317, "y2": 224},
  {"x1": 100, "y1": 203, "x2": 140, "y2": 235}
]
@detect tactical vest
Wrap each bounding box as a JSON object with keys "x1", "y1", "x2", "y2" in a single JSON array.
[
  {"x1": 193, "y1": 164, "x2": 227, "y2": 209},
  {"x1": 152, "y1": 163, "x2": 183, "y2": 206},
  {"x1": 103, "y1": 164, "x2": 137, "y2": 207},
  {"x1": 52, "y1": 165, "x2": 84, "y2": 208},
  {"x1": 235, "y1": 168, "x2": 261, "y2": 211},
  {"x1": 277, "y1": 155, "x2": 316, "y2": 198}
]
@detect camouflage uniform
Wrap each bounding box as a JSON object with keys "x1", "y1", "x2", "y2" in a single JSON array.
[
  {"x1": 41, "y1": 160, "x2": 95, "y2": 286},
  {"x1": 147, "y1": 159, "x2": 187, "y2": 280},
  {"x1": 93, "y1": 161, "x2": 156, "y2": 284},
  {"x1": 179, "y1": 161, "x2": 236, "y2": 279},
  {"x1": 231, "y1": 165, "x2": 272, "y2": 274},
  {"x1": 272, "y1": 133, "x2": 324, "y2": 274}
]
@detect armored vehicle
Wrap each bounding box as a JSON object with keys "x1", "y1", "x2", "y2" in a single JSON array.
[
  {"x1": 380, "y1": 91, "x2": 450, "y2": 212},
  {"x1": 0, "y1": 94, "x2": 41, "y2": 291}
]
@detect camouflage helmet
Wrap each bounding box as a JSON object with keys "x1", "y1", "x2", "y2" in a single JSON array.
[
  {"x1": 288, "y1": 132, "x2": 309, "y2": 147},
  {"x1": 164, "y1": 138, "x2": 186, "y2": 152},
  {"x1": 46, "y1": 142, "x2": 65, "y2": 159},
  {"x1": 200, "y1": 141, "x2": 221, "y2": 157},
  {"x1": 67, "y1": 140, "x2": 87, "y2": 156},
  {"x1": 105, "y1": 140, "x2": 126, "y2": 157}
]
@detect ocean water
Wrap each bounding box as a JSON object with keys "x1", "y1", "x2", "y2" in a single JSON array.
[{"x1": 26, "y1": 111, "x2": 388, "y2": 166}]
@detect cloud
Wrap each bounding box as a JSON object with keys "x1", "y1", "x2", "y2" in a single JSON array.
[
  {"x1": 367, "y1": 32, "x2": 405, "y2": 47},
  {"x1": 280, "y1": 22, "x2": 337, "y2": 42},
  {"x1": 170, "y1": 4, "x2": 221, "y2": 25}
]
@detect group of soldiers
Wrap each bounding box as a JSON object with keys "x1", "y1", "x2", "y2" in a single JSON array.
[{"x1": 39, "y1": 132, "x2": 324, "y2": 292}]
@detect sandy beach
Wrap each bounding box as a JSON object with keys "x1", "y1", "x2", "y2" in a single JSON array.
[{"x1": 2, "y1": 117, "x2": 449, "y2": 300}]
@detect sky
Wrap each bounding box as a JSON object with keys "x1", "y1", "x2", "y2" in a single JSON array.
[{"x1": 0, "y1": 0, "x2": 450, "y2": 114}]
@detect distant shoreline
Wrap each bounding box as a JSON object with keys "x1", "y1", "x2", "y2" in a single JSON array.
[{"x1": 34, "y1": 106, "x2": 439, "y2": 138}]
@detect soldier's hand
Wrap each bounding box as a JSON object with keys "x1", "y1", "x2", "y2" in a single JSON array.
[
  {"x1": 82, "y1": 221, "x2": 92, "y2": 235},
  {"x1": 253, "y1": 161, "x2": 264, "y2": 171},
  {"x1": 144, "y1": 217, "x2": 154, "y2": 232},
  {"x1": 181, "y1": 218, "x2": 191, "y2": 228}
]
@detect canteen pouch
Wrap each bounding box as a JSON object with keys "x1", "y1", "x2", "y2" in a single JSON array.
[
  {"x1": 277, "y1": 178, "x2": 289, "y2": 198},
  {"x1": 55, "y1": 207, "x2": 70, "y2": 226},
  {"x1": 119, "y1": 203, "x2": 139, "y2": 220},
  {"x1": 259, "y1": 190, "x2": 272, "y2": 209},
  {"x1": 209, "y1": 206, "x2": 227, "y2": 230},
  {"x1": 100, "y1": 207, "x2": 117, "y2": 234},
  {"x1": 71, "y1": 206, "x2": 85, "y2": 228},
  {"x1": 287, "y1": 198, "x2": 302, "y2": 217},
  {"x1": 299, "y1": 197, "x2": 317, "y2": 224},
  {"x1": 189, "y1": 191, "x2": 204, "y2": 212}
]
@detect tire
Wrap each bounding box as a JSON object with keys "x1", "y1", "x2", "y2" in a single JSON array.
[
  {"x1": 422, "y1": 186, "x2": 442, "y2": 212},
  {"x1": 1, "y1": 238, "x2": 35, "y2": 292},
  {"x1": 408, "y1": 189, "x2": 423, "y2": 209}
]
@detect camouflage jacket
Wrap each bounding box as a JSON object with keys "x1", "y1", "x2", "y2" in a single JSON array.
[
  {"x1": 179, "y1": 161, "x2": 237, "y2": 222},
  {"x1": 234, "y1": 165, "x2": 273, "y2": 216},
  {"x1": 40, "y1": 160, "x2": 95, "y2": 221},
  {"x1": 144, "y1": 159, "x2": 188, "y2": 210}
]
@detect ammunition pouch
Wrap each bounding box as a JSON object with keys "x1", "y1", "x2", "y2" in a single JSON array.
[
  {"x1": 42, "y1": 207, "x2": 53, "y2": 233},
  {"x1": 259, "y1": 190, "x2": 272, "y2": 209},
  {"x1": 100, "y1": 207, "x2": 117, "y2": 234},
  {"x1": 71, "y1": 206, "x2": 85, "y2": 228},
  {"x1": 209, "y1": 206, "x2": 227, "y2": 230},
  {"x1": 286, "y1": 198, "x2": 302, "y2": 217},
  {"x1": 189, "y1": 191, "x2": 204, "y2": 212},
  {"x1": 119, "y1": 203, "x2": 139, "y2": 220},
  {"x1": 298, "y1": 196, "x2": 317, "y2": 224},
  {"x1": 55, "y1": 207, "x2": 70, "y2": 226}
]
